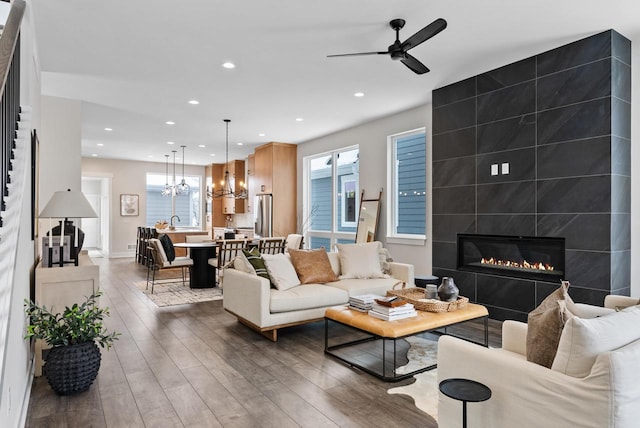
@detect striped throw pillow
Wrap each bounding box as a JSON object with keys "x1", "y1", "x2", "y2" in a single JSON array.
[{"x1": 242, "y1": 248, "x2": 273, "y2": 287}]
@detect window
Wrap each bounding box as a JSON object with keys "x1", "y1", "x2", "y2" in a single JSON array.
[
  {"x1": 304, "y1": 146, "x2": 359, "y2": 249},
  {"x1": 146, "y1": 174, "x2": 201, "y2": 227},
  {"x1": 387, "y1": 129, "x2": 426, "y2": 240}
]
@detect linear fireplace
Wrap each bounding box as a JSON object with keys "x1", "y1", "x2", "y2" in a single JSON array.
[{"x1": 457, "y1": 234, "x2": 565, "y2": 282}]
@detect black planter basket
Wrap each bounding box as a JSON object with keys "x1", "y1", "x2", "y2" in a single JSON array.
[{"x1": 44, "y1": 341, "x2": 101, "y2": 395}]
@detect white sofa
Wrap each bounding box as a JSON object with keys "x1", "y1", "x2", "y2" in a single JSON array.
[
  {"x1": 437, "y1": 295, "x2": 640, "y2": 428},
  {"x1": 223, "y1": 250, "x2": 414, "y2": 341}
]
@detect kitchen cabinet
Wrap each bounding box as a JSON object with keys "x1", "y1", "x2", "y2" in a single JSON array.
[
  {"x1": 253, "y1": 142, "x2": 297, "y2": 236},
  {"x1": 221, "y1": 159, "x2": 246, "y2": 215},
  {"x1": 210, "y1": 163, "x2": 225, "y2": 229},
  {"x1": 246, "y1": 154, "x2": 255, "y2": 214}
]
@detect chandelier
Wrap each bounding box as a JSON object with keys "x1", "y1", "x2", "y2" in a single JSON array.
[
  {"x1": 161, "y1": 150, "x2": 184, "y2": 196},
  {"x1": 210, "y1": 119, "x2": 247, "y2": 199}
]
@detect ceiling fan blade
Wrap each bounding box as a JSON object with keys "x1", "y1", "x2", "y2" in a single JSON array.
[
  {"x1": 327, "y1": 51, "x2": 388, "y2": 58},
  {"x1": 401, "y1": 53, "x2": 430, "y2": 74},
  {"x1": 400, "y1": 18, "x2": 447, "y2": 51}
]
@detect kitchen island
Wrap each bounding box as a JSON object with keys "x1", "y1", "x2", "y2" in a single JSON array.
[{"x1": 156, "y1": 229, "x2": 209, "y2": 257}]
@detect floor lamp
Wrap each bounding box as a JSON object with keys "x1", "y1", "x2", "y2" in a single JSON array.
[{"x1": 39, "y1": 189, "x2": 98, "y2": 267}]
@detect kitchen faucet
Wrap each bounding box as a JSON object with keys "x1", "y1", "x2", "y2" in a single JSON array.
[{"x1": 170, "y1": 215, "x2": 180, "y2": 227}]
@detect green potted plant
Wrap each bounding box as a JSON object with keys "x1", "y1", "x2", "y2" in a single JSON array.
[{"x1": 24, "y1": 291, "x2": 119, "y2": 395}]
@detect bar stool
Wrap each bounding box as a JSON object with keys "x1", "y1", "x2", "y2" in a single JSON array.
[{"x1": 136, "y1": 227, "x2": 144, "y2": 264}]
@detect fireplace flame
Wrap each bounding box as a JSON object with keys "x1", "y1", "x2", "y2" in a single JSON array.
[{"x1": 480, "y1": 257, "x2": 554, "y2": 272}]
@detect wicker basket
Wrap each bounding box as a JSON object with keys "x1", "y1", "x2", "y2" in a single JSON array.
[{"x1": 386, "y1": 284, "x2": 469, "y2": 313}]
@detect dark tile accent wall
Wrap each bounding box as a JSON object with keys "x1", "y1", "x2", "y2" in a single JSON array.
[{"x1": 432, "y1": 30, "x2": 631, "y2": 321}]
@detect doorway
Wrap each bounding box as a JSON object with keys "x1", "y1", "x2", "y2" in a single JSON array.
[{"x1": 81, "y1": 176, "x2": 111, "y2": 258}]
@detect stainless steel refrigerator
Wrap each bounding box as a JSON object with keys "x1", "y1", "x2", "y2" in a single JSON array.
[{"x1": 254, "y1": 194, "x2": 273, "y2": 238}]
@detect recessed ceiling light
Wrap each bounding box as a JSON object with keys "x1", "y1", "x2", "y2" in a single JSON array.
[
  {"x1": 259, "y1": 133, "x2": 266, "y2": 137},
  {"x1": 210, "y1": 153, "x2": 216, "y2": 157},
  {"x1": 354, "y1": 92, "x2": 365, "y2": 97},
  {"x1": 237, "y1": 142, "x2": 243, "y2": 146},
  {"x1": 188, "y1": 99, "x2": 200, "y2": 105},
  {"x1": 198, "y1": 144, "x2": 205, "y2": 148},
  {"x1": 91, "y1": 154, "x2": 98, "y2": 157},
  {"x1": 104, "y1": 127, "x2": 112, "y2": 131},
  {"x1": 165, "y1": 121, "x2": 175, "y2": 125},
  {"x1": 97, "y1": 143, "x2": 104, "y2": 147},
  {"x1": 295, "y1": 118, "x2": 304, "y2": 122},
  {"x1": 167, "y1": 141, "x2": 175, "y2": 145},
  {"x1": 222, "y1": 62, "x2": 235, "y2": 69}
]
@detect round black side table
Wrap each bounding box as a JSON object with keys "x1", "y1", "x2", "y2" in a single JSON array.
[{"x1": 439, "y1": 378, "x2": 491, "y2": 428}]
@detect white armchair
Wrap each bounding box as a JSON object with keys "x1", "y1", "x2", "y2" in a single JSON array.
[{"x1": 437, "y1": 295, "x2": 640, "y2": 428}]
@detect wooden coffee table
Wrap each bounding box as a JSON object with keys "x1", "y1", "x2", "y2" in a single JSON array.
[{"x1": 324, "y1": 303, "x2": 489, "y2": 381}]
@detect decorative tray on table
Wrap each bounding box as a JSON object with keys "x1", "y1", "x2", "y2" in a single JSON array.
[{"x1": 386, "y1": 286, "x2": 469, "y2": 313}]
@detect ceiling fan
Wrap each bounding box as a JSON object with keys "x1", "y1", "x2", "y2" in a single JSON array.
[{"x1": 327, "y1": 18, "x2": 447, "y2": 75}]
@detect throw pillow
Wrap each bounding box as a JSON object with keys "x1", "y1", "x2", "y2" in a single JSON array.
[
  {"x1": 159, "y1": 234, "x2": 175, "y2": 262},
  {"x1": 262, "y1": 253, "x2": 300, "y2": 291},
  {"x1": 378, "y1": 247, "x2": 394, "y2": 275},
  {"x1": 233, "y1": 251, "x2": 257, "y2": 275},
  {"x1": 561, "y1": 281, "x2": 615, "y2": 318},
  {"x1": 288, "y1": 248, "x2": 339, "y2": 284},
  {"x1": 242, "y1": 248, "x2": 272, "y2": 285},
  {"x1": 552, "y1": 306, "x2": 640, "y2": 377},
  {"x1": 335, "y1": 242, "x2": 386, "y2": 279},
  {"x1": 525, "y1": 282, "x2": 570, "y2": 368}
]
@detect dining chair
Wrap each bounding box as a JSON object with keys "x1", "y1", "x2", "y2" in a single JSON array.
[
  {"x1": 185, "y1": 234, "x2": 214, "y2": 258},
  {"x1": 258, "y1": 237, "x2": 286, "y2": 255},
  {"x1": 209, "y1": 239, "x2": 248, "y2": 287},
  {"x1": 146, "y1": 238, "x2": 193, "y2": 293}
]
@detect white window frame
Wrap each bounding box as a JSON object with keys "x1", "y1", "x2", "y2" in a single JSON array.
[
  {"x1": 386, "y1": 127, "x2": 427, "y2": 245},
  {"x1": 303, "y1": 145, "x2": 359, "y2": 249},
  {"x1": 340, "y1": 174, "x2": 358, "y2": 228}
]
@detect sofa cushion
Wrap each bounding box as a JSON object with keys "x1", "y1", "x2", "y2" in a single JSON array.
[
  {"x1": 288, "y1": 248, "x2": 339, "y2": 284},
  {"x1": 552, "y1": 306, "x2": 640, "y2": 378},
  {"x1": 270, "y1": 284, "x2": 348, "y2": 313},
  {"x1": 328, "y1": 277, "x2": 400, "y2": 297},
  {"x1": 336, "y1": 242, "x2": 386, "y2": 279},
  {"x1": 243, "y1": 248, "x2": 272, "y2": 285},
  {"x1": 526, "y1": 283, "x2": 570, "y2": 368},
  {"x1": 263, "y1": 253, "x2": 300, "y2": 291}
]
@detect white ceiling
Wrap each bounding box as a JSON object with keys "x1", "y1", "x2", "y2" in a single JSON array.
[{"x1": 31, "y1": 0, "x2": 639, "y2": 166}]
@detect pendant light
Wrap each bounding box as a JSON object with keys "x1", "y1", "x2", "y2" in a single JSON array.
[
  {"x1": 172, "y1": 149, "x2": 181, "y2": 195},
  {"x1": 178, "y1": 145, "x2": 190, "y2": 194},
  {"x1": 212, "y1": 119, "x2": 247, "y2": 199},
  {"x1": 161, "y1": 154, "x2": 172, "y2": 196}
]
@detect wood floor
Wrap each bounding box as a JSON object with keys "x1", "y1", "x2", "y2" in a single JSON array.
[{"x1": 26, "y1": 257, "x2": 502, "y2": 428}]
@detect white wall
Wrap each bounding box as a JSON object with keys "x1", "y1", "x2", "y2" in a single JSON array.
[
  {"x1": 297, "y1": 104, "x2": 434, "y2": 275},
  {"x1": 82, "y1": 157, "x2": 205, "y2": 257},
  {"x1": 39, "y1": 96, "x2": 82, "y2": 205},
  {"x1": 0, "y1": 3, "x2": 41, "y2": 426}
]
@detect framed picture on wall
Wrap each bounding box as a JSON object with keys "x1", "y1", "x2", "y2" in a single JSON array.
[{"x1": 120, "y1": 194, "x2": 139, "y2": 216}]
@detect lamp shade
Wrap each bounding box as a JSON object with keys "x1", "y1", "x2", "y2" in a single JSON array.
[{"x1": 39, "y1": 189, "x2": 98, "y2": 219}]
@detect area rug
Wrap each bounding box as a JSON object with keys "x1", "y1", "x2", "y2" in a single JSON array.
[
  {"x1": 134, "y1": 279, "x2": 223, "y2": 307},
  {"x1": 388, "y1": 336, "x2": 440, "y2": 420}
]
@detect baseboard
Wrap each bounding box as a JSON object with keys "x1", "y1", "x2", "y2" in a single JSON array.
[
  {"x1": 18, "y1": 354, "x2": 35, "y2": 428},
  {"x1": 109, "y1": 252, "x2": 135, "y2": 258}
]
